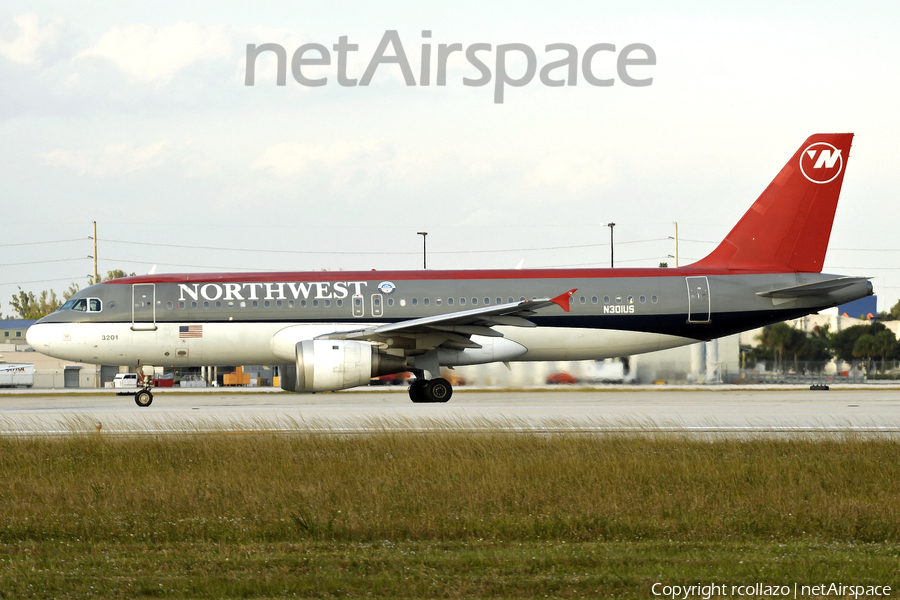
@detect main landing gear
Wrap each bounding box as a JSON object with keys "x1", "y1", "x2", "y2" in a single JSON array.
[{"x1": 408, "y1": 377, "x2": 453, "y2": 403}]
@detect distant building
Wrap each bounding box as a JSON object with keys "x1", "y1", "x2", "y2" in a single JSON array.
[
  {"x1": 1, "y1": 320, "x2": 35, "y2": 344},
  {"x1": 838, "y1": 296, "x2": 877, "y2": 320}
]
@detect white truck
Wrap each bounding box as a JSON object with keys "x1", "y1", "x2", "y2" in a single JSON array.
[
  {"x1": 113, "y1": 373, "x2": 139, "y2": 395},
  {"x1": 0, "y1": 364, "x2": 34, "y2": 388}
]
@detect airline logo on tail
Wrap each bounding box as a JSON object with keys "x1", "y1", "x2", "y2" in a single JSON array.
[{"x1": 800, "y1": 142, "x2": 843, "y2": 184}]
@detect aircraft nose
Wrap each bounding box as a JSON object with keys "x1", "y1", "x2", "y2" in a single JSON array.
[{"x1": 25, "y1": 323, "x2": 50, "y2": 350}]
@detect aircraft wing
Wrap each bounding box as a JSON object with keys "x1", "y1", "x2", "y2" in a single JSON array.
[{"x1": 320, "y1": 288, "x2": 576, "y2": 351}]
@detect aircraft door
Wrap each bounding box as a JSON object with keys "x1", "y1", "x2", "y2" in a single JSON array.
[
  {"x1": 352, "y1": 294, "x2": 364, "y2": 317},
  {"x1": 371, "y1": 294, "x2": 383, "y2": 317},
  {"x1": 686, "y1": 276, "x2": 711, "y2": 323},
  {"x1": 132, "y1": 284, "x2": 158, "y2": 331}
]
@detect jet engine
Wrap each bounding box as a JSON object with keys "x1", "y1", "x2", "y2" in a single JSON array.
[{"x1": 279, "y1": 339, "x2": 407, "y2": 392}]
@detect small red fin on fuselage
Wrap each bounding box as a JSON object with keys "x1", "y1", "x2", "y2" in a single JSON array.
[
  {"x1": 691, "y1": 133, "x2": 853, "y2": 273},
  {"x1": 551, "y1": 289, "x2": 577, "y2": 312}
]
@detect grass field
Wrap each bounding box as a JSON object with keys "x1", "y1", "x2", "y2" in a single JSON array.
[{"x1": 1, "y1": 432, "x2": 898, "y2": 598}]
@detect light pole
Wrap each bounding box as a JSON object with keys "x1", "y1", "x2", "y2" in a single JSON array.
[
  {"x1": 417, "y1": 231, "x2": 428, "y2": 269},
  {"x1": 672, "y1": 221, "x2": 678, "y2": 267},
  {"x1": 606, "y1": 223, "x2": 615, "y2": 268}
]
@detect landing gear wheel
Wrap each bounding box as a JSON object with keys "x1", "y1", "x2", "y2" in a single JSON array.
[
  {"x1": 409, "y1": 379, "x2": 428, "y2": 403},
  {"x1": 135, "y1": 390, "x2": 153, "y2": 407},
  {"x1": 425, "y1": 378, "x2": 452, "y2": 403}
]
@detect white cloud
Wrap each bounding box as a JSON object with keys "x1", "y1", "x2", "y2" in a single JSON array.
[
  {"x1": 77, "y1": 22, "x2": 231, "y2": 85},
  {"x1": 520, "y1": 152, "x2": 616, "y2": 195},
  {"x1": 0, "y1": 13, "x2": 61, "y2": 66},
  {"x1": 251, "y1": 141, "x2": 387, "y2": 178},
  {"x1": 41, "y1": 141, "x2": 168, "y2": 176}
]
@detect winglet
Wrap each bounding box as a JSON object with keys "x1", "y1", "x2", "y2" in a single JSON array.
[{"x1": 550, "y1": 289, "x2": 577, "y2": 312}]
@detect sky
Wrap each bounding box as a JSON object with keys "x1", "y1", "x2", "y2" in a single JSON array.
[{"x1": 2, "y1": 1, "x2": 899, "y2": 316}]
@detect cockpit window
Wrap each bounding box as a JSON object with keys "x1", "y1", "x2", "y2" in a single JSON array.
[{"x1": 60, "y1": 297, "x2": 101, "y2": 312}]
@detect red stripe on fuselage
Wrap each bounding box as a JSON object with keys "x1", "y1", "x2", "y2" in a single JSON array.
[{"x1": 105, "y1": 267, "x2": 788, "y2": 286}]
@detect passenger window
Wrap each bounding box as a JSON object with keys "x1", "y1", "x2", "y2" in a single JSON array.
[
  {"x1": 604, "y1": 296, "x2": 610, "y2": 304},
  {"x1": 167, "y1": 301, "x2": 174, "y2": 309},
  {"x1": 592, "y1": 296, "x2": 598, "y2": 304},
  {"x1": 325, "y1": 300, "x2": 331, "y2": 307},
  {"x1": 447, "y1": 298, "x2": 453, "y2": 306},
  {"x1": 288, "y1": 300, "x2": 294, "y2": 308},
  {"x1": 579, "y1": 296, "x2": 586, "y2": 304},
  {"x1": 639, "y1": 296, "x2": 646, "y2": 304},
  {"x1": 436, "y1": 299, "x2": 442, "y2": 306},
  {"x1": 300, "y1": 300, "x2": 306, "y2": 308},
  {"x1": 337, "y1": 299, "x2": 344, "y2": 307},
  {"x1": 204, "y1": 301, "x2": 210, "y2": 309},
  {"x1": 651, "y1": 295, "x2": 659, "y2": 303},
  {"x1": 424, "y1": 298, "x2": 430, "y2": 306},
  {"x1": 192, "y1": 302, "x2": 198, "y2": 309},
  {"x1": 627, "y1": 296, "x2": 634, "y2": 304},
  {"x1": 412, "y1": 298, "x2": 418, "y2": 306},
  {"x1": 459, "y1": 298, "x2": 465, "y2": 305},
  {"x1": 216, "y1": 301, "x2": 222, "y2": 308},
  {"x1": 252, "y1": 301, "x2": 258, "y2": 308},
  {"x1": 313, "y1": 300, "x2": 319, "y2": 307}
]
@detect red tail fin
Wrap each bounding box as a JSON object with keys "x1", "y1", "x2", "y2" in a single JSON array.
[{"x1": 691, "y1": 133, "x2": 853, "y2": 272}]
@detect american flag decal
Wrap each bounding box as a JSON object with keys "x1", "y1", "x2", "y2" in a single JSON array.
[{"x1": 179, "y1": 325, "x2": 203, "y2": 338}]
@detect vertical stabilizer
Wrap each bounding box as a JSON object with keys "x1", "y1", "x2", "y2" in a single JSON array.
[{"x1": 691, "y1": 133, "x2": 853, "y2": 272}]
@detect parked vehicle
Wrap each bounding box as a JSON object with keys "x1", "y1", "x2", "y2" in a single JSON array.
[
  {"x1": 369, "y1": 372, "x2": 411, "y2": 386},
  {"x1": 113, "y1": 373, "x2": 139, "y2": 395},
  {"x1": 0, "y1": 364, "x2": 33, "y2": 388},
  {"x1": 546, "y1": 371, "x2": 578, "y2": 385},
  {"x1": 179, "y1": 373, "x2": 208, "y2": 388}
]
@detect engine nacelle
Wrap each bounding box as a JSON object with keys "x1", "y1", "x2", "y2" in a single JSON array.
[{"x1": 280, "y1": 340, "x2": 407, "y2": 393}]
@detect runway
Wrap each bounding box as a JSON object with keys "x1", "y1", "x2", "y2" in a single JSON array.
[{"x1": 1, "y1": 386, "x2": 899, "y2": 436}]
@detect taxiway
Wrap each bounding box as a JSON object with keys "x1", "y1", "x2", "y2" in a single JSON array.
[{"x1": 0, "y1": 386, "x2": 898, "y2": 436}]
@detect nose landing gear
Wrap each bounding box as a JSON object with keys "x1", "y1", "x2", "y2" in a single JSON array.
[
  {"x1": 134, "y1": 365, "x2": 154, "y2": 407},
  {"x1": 134, "y1": 389, "x2": 153, "y2": 407}
]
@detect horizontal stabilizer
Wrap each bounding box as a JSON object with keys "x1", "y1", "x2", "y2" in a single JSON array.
[{"x1": 756, "y1": 277, "x2": 869, "y2": 298}]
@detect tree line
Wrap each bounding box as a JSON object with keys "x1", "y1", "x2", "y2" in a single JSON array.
[{"x1": 747, "y1": 312, "x2": 900, "y2": 375}]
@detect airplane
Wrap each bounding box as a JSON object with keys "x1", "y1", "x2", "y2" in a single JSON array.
[{"x1": 26, "y1": 133, "x2": 871, "y2": 407}]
